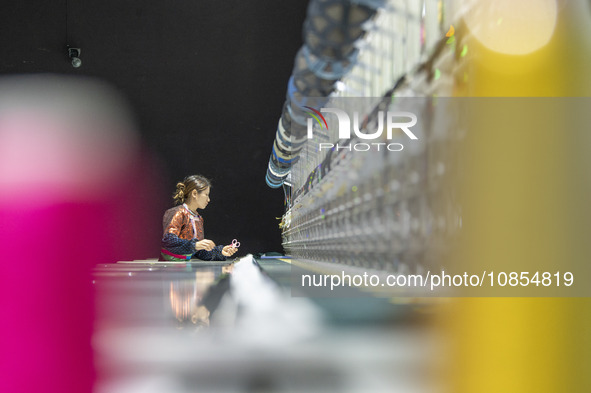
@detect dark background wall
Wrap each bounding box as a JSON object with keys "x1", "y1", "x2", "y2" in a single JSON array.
[{"x1": 0, "y1": 1, "x2": 308, "y2": 258}]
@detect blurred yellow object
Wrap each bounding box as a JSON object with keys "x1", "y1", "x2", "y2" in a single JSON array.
[
  {"x1": 446, "y1": 24, "x2": 455, "y2": 37},
  {"x1": 464, "y1": 0, "x2": 558, "y2": 56},
  {"x1": 447, "y1": 0, "x2": 591, "y2": 392}
]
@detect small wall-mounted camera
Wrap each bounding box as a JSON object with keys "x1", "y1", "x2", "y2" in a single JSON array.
[{"x1": 68, "y1": 47, "x2": 82, "y2": 68}]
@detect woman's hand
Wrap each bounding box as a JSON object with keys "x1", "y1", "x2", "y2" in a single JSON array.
[
  {"x1": 221, "y1": 245, "x2": 238, "y2": 257},
  {"x1": 195, "y1": 239, "x2": 216, "y2": 251}
]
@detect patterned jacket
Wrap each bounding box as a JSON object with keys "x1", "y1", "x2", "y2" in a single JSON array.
[{"x1": 160, "y1": 204, "x2": 226, "y2": 261}]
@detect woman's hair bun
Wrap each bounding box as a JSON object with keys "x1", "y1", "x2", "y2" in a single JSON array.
[
  {"x1": 172, "y1": 175, "x2": 211, "y2": 205},
  {"x1": 173, "y1": 182, "x2": 187, "y2": 203}
]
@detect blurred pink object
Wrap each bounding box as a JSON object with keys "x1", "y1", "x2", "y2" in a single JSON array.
[{"x1": 0, "y1": 75, "x2": 162, "y2": 393}]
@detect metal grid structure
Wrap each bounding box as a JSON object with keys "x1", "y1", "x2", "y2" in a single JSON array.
[{"x1": 269, "y1": 0, "x2": 475, "y2": 273}]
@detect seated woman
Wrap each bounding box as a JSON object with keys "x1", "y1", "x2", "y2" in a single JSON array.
[{"x1": 160, "y1": 175, "x2": 238, "y2": 261}]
